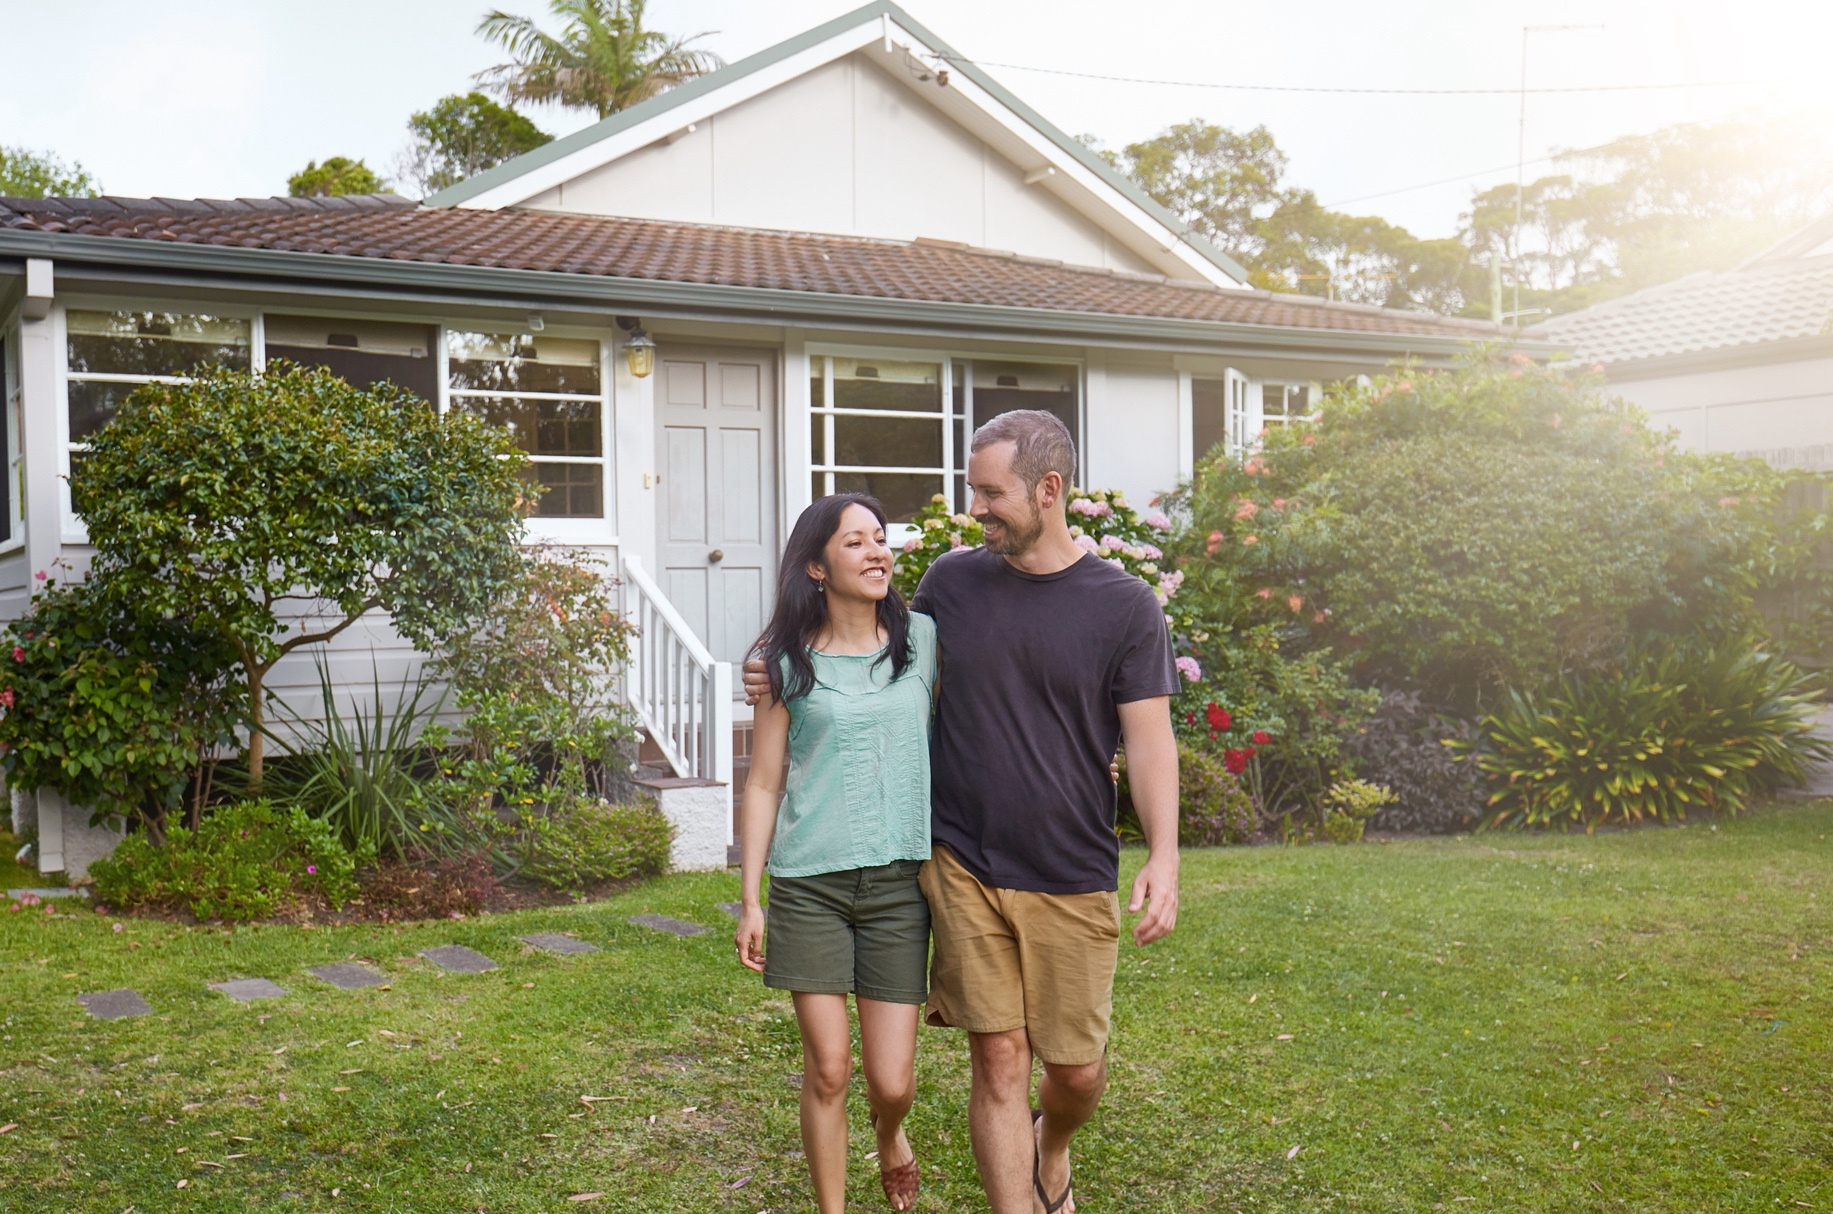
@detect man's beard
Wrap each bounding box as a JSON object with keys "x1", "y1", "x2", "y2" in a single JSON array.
[{"x1": 981, "y1": 499, "x2": 1044, "y2": 555}]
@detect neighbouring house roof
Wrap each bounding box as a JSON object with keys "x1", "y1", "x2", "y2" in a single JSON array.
[
  {"x1": 1533, "y1": 232, "x2": 1833, "y2": 368},
  {"x1": 425, "y1": 0, "x2": 1253, "y2": 287},
  {"x1": 0, "y1": 194, "x2": 1498, "y2": 347}
]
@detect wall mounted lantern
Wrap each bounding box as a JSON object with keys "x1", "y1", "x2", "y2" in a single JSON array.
[{"x1": 622, "y1": 325, "x2": 656, "y2": 378}]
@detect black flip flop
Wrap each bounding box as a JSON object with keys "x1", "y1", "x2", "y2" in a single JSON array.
[{"x1": 1031, "y1": 1109, "x2": 1072, "y2": 1214}]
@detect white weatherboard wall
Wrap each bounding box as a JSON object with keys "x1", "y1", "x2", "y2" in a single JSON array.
[
  {"x1": 1612, "y1": 355, "x2": 1833, "y2": 469},
  {"x1": 1085, "y1": 352, "x2": 1182, "y2": 506},
  {"x1": 524, "y1": 54, "x2": 1159, "y2": 278}
]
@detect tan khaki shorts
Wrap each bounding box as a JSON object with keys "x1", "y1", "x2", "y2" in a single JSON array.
[{"x1": 918, "y1": 844, "x2": 1121, "y2": 1066}]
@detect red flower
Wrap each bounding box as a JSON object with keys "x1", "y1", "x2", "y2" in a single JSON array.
[
  {"x1": 10, "y1": 647, "x2": 21, "y2": 663},
  {"x1": 1223, "y1": 749, "x2": 1249, "y2": 774},
  {"x1": 1186, "y1": 711, "x2": 1197, "y2": 726},
  {"x1": 1245, "y1": 746, "x2": 1258, "y2": 758},
  {"x1": 1252, "y1": 730, "x2": 1271, "y2": 745},
  {"x1": 0, "y1": 689, "x2": 14, "y2": 709},
  {"x1": 1205, "y1": 703, "x2": 1232, "y2": 732}
]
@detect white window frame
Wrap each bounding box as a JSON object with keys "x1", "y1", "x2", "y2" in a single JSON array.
[
  {"x1": 1258, "y1": 380, "x2": 1322, "y2": 435},
  {"x1": 806, "y1": 343, "x2": 1085, "y2": 534},
  {"x1": 0, "y1": 319, "x2": 22, "y2": 555},
  {"x1": 56, "y1": 298, "x2": 618, "y2": 547},
  {"x1": 441, "y1": 323, "x2": 617, "y2": 545}
]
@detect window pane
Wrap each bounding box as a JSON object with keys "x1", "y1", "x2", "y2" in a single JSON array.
[
  {"x1": 1192, "y1": 378, "x2": 1228, "y2": 461},
  {"x1": 812, "y1": 413, "x2": 826, "y2": 464},
  {"x1": 458, "y1": 397, "x2": 601, "y2": 457},
  {"x1": 523, "y1": 461, "x2": 603, "y2": 518},
  {"x1": 68, "y1": 379, "x2": 139, "y2": 440},
  {"x1": 266, "y1": 315, "x2": 439, "y2": 403},
  {"x1": 970, "y1": 361, "x2": 1078, "y2": 447},
  {"x1": 66, "y1": 310, "x2": 250, "y2": 377},
  {"x1": 834, "y1": 414, "x2": 942, "y2": 470},
  {"x1": 833, "y1": 358, "x2": 941, "y2": 413},
  {"x1": 833, "y1": 471, "x2": 943, "y2": 524},
  {"x1": 447, "y1": 331, "x2": 601, "y2": 395}
]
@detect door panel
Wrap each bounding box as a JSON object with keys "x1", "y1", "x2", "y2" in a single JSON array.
[{"x1": 657, "y1": 346, "x2": 779, "y2": 668}]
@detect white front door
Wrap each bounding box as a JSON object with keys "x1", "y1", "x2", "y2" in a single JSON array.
[{"x1": 657, "y1": 345, "x2": 779, "y2": 666}]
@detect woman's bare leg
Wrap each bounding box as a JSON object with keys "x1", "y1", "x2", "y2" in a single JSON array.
[
  {"x1": 857, "y1": 997, "x2": 920, "y2": 1207},
  {"x1": 793, "y1": 992, "x2": 855, "y2": 1214}
]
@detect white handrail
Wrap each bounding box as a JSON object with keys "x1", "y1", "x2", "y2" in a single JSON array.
[{"x1": 622, "y1": 556, "x2": 734, "y2": 801}]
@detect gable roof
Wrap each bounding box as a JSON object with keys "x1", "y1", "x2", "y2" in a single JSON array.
[
  {"x1": 1534, "y1": 233, "x2": 1833, "y2": 368},
  {"x1": 426, "y1": 0, "x2": 1251, "y2": 288},
  {"x1": 0, "y1": 194, "x2": 1497, "y2": 350}
]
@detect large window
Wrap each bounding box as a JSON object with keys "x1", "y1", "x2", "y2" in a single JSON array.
[
  {"x1": 1191, "y1": 373, "x2": 1317, "y2": 460},
  {"x1": 810, "y1": 353, "x2": 1081, "y2": 522},
  {"x1": 266, "y1": 314, "x2": 438, "y2": 403},
  {"x1": 65, "y1": 310, "x2": 251, "y2": 444},
  {"x1": 447, "y1": 330, "x2": 606, "y2": 519}
]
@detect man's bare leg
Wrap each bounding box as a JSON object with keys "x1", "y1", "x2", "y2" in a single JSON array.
[
  {"x1": 968, "y1": 1028, "x2": 1038, "y2": 1213},
  {"x1": 1035, "y1": 1057, "x2": 1106, "y2": 1213}
]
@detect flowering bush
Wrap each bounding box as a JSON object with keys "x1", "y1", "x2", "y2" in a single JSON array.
[
  {"x1": 892, "y1": 489, "x2": 1184, "y2": 614},
  {"x1": 1116, "y1": 742, "x2": 1257, "y2": 847}
]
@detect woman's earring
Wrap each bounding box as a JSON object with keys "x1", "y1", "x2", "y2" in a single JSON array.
[{"x1": 813, "y1": 578, "x2": 825, "y2": 593}]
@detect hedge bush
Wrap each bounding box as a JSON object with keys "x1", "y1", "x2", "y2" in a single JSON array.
[
  {"x1": 90, "y1": 800, "x2": 363, "y2": 922},
  {"x1": 518, "y1": 794, "x2": 674, "y2": 889},
  {"x1": 1343, "y1": 690, "x2": 1484, "y2": 834}
]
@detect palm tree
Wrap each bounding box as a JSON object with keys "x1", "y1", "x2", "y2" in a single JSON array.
[{"x1": 476, "y1": 0, "x2": 724, "y2": 118}]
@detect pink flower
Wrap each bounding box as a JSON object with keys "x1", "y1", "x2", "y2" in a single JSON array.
[
  {"x1": 33, "y1": 570, "x2": 45, "y2": 581},
  {"x1": 902, "y1": 537, "x2": 920, "y2": 553},
  {"x1": 112, "y1": 922, "x2": 124, "y2": 933},
  {"x1": 1104, "y1": 557, "x2": 1126, "y2": 571},
  {"x1": 1175, "y1": 656, "x2": 1203, "y2": 682},
  {"x1": 1243, "y1": 535, "x2": 1258, "y2": 545},
  {"x1": 10, "y1": 647, "x2": 21, "y2": 663},
  {"x1": 0, "y1": 689, "x2": 14, "y2": 709},
  {"x1": 1139, "y1": 543, "x2": 1163, "y2": 561},
  {"x1": 306, "y1": 864, "x2": 317, "y2": 875},
  {"x1": 1301, "y1": 433, "x2": 1316, "y2": 446},
  {"x1": 1101, "y1": 534, "x2": 1127, "y2": 552},
  {"x1": 1205, "y1": 530, "x2": 1224, "y2": 555},
  {"x1": 1143, "y1": 511, "x2": 1172, "y2": 531},
  {"x1": 1509, "y1": 350, "x2": 1532, "y2": 365},
  {"x1": 1074, "y1": 534, "x2": 1099, "y2": 552},
  {"x1": 1591, "y1": 362, "x2": 1606, "y2": 374},
  {"x1": 1256, "y1": 588, "x2": 1274, "y2": 600},
  {"x1": 1068, "y1": 498, "x2": 1113, "y2": 518},
  {"x1": 1234, "y1": 499, "x2": 1259, "y2": 521},
  {"x1": 1287, "y1": 594, "x2": 1303, "y2": 613},
  {"x1": 1550, "y1": 413, "x2": 1562, "y2": 429},
  {"x1": 1395, "y1": 381, "x2": 1414, "y2": 394},
  {"x1": 1272, "y1": 498, "x2": 1287, "y2": 509},
  {"x1": 1243, "y1": 458, "x2": 1266, "y2": 476},
  {"x1": 1717, "y1": 496, "x2": 1739, "y2": 508}
]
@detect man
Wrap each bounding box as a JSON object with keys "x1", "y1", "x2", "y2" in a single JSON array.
[{"x1": 747, "y1": 409, "x2": 1180, "y2": 1214}]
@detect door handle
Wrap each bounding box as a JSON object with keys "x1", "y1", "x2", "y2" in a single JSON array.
[{"x1": 708, "y1": 549, "x2": 725, "y2": 563}]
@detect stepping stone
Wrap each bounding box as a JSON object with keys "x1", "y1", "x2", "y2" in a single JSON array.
[
  {"x1": 78, "y1": 989, "x2": 151, "y2": 1020},
  {"x1": 308, "y1": 963, "x2": 388, "y2": 990},
  {"x1": 8, "y1": 887, "x2": 87, "y2": 900},
  {"x1": 518, "y1": 933, "x2": 599, "y2": 955},
  {"x1": 716, "y1": 902, "x2": 765, "y2": 921},
  {"x1": 628, "y1": 913, "x2": 708, "y2": 937},
  {"x1": 420, "y1": 944, "x2": 498, "y2": 973},
  {"x1": 210, "y1": 978, "x2": 286, "y2": 1002}
]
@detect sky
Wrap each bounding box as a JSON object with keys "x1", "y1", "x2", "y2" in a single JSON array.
[{"x1": 4, "y1": 0, "x2": 1829, "y2": 241}]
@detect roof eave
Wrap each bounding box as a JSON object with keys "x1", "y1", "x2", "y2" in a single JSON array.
[{"x1": 0, "y1": 228, "x2": 1482, "y2": 359}]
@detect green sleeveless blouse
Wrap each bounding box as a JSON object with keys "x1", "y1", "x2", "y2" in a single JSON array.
[{"x1": 767, "y1": 612, "x2": 937, "y2": 878}]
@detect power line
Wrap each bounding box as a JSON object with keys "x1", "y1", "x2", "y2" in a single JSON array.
[
  {"x1": 1321, "y1": 152, "x2": 1566, "y2": 209},
  {"x1": 936, "y1": 55, "x2": 1763, "y2": 97}
]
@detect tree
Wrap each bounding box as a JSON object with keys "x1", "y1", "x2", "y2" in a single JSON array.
[
  {"x1": 0, "y1": 146, "x2": 100, "y2": 197},
  {"x1": 476, "y1": 0, "x2": 723, "y2": 118},
  {"x1": 399, "y1": 91, "x2": 553, "y2": 195},
  {"x1": 288, "y1": 156, "x2": 386, "y2": 197},
  {"x1": 70, "y1": 363, "x2": 530, "y2": 784},
  {"x1": 1113, "y1": 120, "x2": 1290, "y2": 259}
]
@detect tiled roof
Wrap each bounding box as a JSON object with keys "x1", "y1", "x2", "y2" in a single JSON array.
[
  {"x1": 1534, "y1": 254, "x2": 1833, "y2": 366},
  {"x1": 0, "y1": 194, "x2": 1497, "y2": 342}
]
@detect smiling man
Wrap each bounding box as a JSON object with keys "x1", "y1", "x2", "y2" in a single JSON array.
[{"x1": 747, "y1": 408, "x2": 1180, "y2": 1214}]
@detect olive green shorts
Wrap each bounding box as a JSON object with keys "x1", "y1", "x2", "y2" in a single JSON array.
[{"x1": 764, "y1": 860, "x2": 931, "y2": 1005}]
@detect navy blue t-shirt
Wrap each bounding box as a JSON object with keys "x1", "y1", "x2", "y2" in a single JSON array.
[{"x1": 912, "y1": 546, "x2": 1179, "y2": 894}]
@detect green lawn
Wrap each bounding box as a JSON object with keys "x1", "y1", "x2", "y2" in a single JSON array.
[{"x1": 1, "y1": 805, "x2": 1828, "y2": 1213}]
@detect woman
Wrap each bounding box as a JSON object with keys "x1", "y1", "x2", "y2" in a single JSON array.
[{"x1": 734, "y1": 493, "x2": 938, "y2": 1213}]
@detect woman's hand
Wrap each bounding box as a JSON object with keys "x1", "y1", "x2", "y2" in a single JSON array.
[{"x1": 735, "y1": 904, "x2": 767, "y2": 972}]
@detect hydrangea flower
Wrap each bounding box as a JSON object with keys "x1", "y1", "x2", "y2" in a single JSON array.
[
  {"x1": 1104, "y1": 557, "x2": 1126, "y2": 571},
  {"x1": 1143, "y1": 511, "x2": 1172, "y2": 531},
  {"x1": 1069, "y1": 498, "x2": 1114, "y2": 518},
  {"x1": 1100, "y1": 534, "x2": 1126, "y2": 552},
  {"x1": 903, "y1": 537, "x2": 921, "y2": 553},
  {"x1": 1073, "y1": 534, "x2": 1099, "y2": 552},
  {"x1": 1175, "y1": 656, "x2": 1202, "y2": 682}
]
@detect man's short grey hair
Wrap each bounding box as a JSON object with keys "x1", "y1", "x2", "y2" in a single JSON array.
[{"x1": 970, "y1": 409, "x2": 1077, "y2": 493}]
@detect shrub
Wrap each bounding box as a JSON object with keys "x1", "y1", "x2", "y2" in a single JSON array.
[
  {"x1": 518, "y1": 794, "x2": 673, "y2": 889},
  {"x1": 90, "y1": 800, "x2": 362, "y2": 922},
  {"x1": 1342, "y1": 691, "x2": 1484, "y2": 834},
  {"x1": 360, "y1": 852, "x2": 497, "y2": 919},
  {"x1": 1118, "y1": 744, "x2": 1257, "y2": 847},
  {"x1": 0, "y1": 576, "x2": 242, "y2": 838},
  {"x1": 1320, "y1": 779, "x2": 1397, "y2": 844},
  {"x1": 1462, "y1": 640, "x2": 1831, "y2": 831}
]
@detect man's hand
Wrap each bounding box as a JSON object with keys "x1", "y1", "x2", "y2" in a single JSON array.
[
  {"x1": 1127, "y1": 852, "x2": 1179, "y2": 946},
  {"x1": 741, "y1": 657, "x2": 770, "y2": 706}
]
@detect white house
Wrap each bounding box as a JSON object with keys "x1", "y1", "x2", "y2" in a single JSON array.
[
  {"x1": 1534, "y1": 214, "x2": 1833, "y2": 468},
  {"x1": 0, "y1": 1, "x2": 1495, "y2": 875}
]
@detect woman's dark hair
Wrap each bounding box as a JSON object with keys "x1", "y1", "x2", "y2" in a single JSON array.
[{"x1": 753, "y1": 493, "x2": 912, "y2": 703}]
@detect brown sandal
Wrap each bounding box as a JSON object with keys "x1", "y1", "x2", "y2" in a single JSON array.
[{"x1": 869, "y1": 1109, "x2": 920, "y2": 1210}]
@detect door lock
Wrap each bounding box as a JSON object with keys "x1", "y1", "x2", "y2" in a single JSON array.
[{"x1": 708, "y1": 548, "x2": 725, "y2": 563}]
